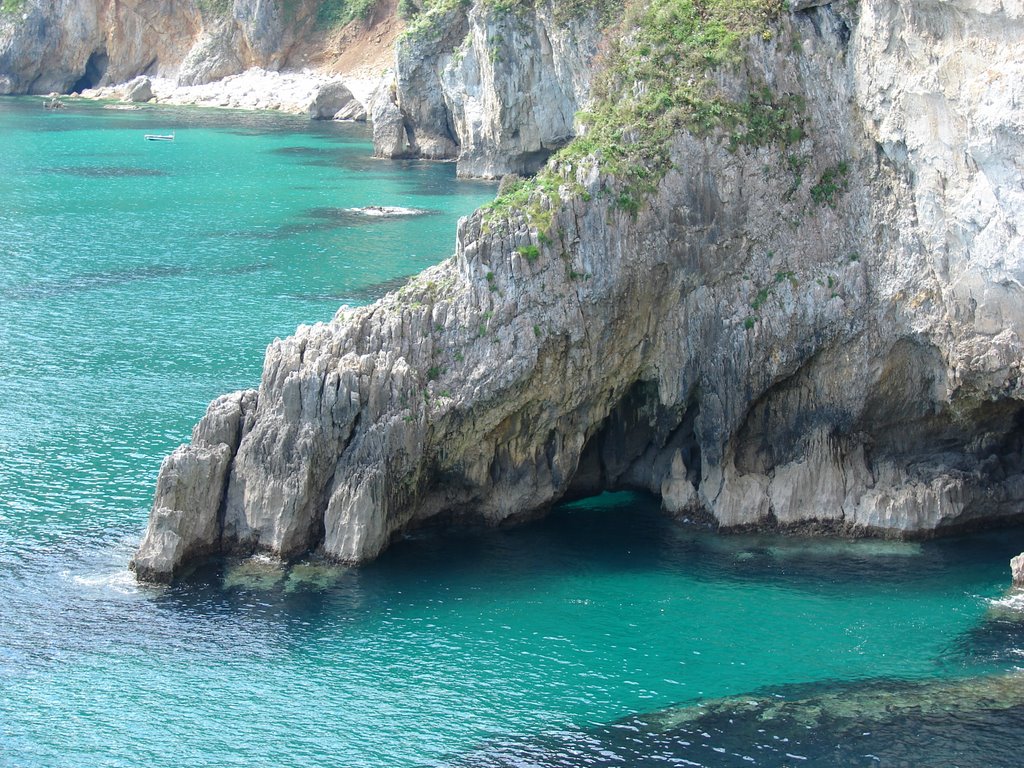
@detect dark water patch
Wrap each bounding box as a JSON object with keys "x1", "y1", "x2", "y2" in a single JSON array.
[
  {"x1": 2, "y1": 264, "x2": 186, "y2": 300},
  {"x1": 268, "y1": 145, "x2": 346, "y2": 158},
  {"x1": 946, "y1": 595, "x2": 1024, "y2": 667},
  {"x1": 451, "y1": 673, "x2": 1024, "y2": 767},
  {"x1": 291, "y1": 274, "x2": 413, "y2": 305},
  {"x1": 46, "y1": 165, "x2": 169, "y2": 178},
  {"x1": 273, "y1": 220, "x2": 350, "y2": 238},
  {"x1": 217, "y1": 261, "x2": 275, "y2": 277}
]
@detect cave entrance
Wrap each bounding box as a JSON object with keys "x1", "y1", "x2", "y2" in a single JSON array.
[
  {"x1": 71, "y1": 50, "x2": 109, "y2": 93},
  {"x1": 566, "y1": 381, "x2": 702, "y2": 503}
]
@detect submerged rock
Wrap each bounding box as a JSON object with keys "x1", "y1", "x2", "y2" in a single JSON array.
[
  {"x1": 451, "y1": 672, "x2": 1024, "y2": 767},
  {"x1": 136, "y1": 0, "x2": 1024, "y2": 581}
]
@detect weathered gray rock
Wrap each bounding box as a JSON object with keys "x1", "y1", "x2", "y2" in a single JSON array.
[
  {"x1": 308, "y1": 80, "x2": 358, "y2": 120},
  {"x1": 136, "y1": 0, "x2": 1024, "y2": 581},
  {"x1": 132, "y1": 390, "x2": 256, "y2": 581},
  {"x1": 441, "y1": 1, "x2": 604, "y2": 177},
  {"x1": 371, "y1": 84, "x2": 412, "y2": 158},
  {"x1": 376, "y1": 0, "x2": 603, "y2": 177},
  {"x1": 333, "y1": 98, "x2": 367, "y2": 122},
  {"x1": 123, "y1": 74, "x2": 153, "y2": 102},
  {"x1": 1013, "y1": 553, "x2": 1024, "y2": 587}
]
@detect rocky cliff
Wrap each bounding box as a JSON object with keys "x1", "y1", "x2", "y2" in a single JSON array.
[
  {"x1": 133, "y1": 0, "x2": 1024, "y2": 582},
  {"x1": 373, "y1": 0, "x2": 605, "y2": 177},
  {"x1": 0, "y1": 0, "x2": 380, "y2": 94}
]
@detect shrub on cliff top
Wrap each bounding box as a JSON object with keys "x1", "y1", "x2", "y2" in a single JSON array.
[{"x1": 576, "y1": 0, "x2": 798, "y2": 188}]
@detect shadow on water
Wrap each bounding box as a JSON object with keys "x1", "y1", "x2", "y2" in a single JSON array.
[
  {"x1": 1, "y1": 264, "x2": 187, "y2": 300},
  {"x1": 153, "y1": 492, "x2": 1024, "y2": 620},
  {"x1": 44, "y1": 166, "x2": 169, "y2": 178},
  {"x1": 1, "y1": 261, "x2": 277, "y2": 300},
  {"x1": 447, "y1": 672, "x2": 1024, "y2": 767},
  {"x1": 291, "y1": 274, "x2": 413, "y2": 305}
]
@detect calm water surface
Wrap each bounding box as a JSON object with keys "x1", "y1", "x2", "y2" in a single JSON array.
[{"x1": 1, "y1": 98, "x2": 1023, "y2": 767}]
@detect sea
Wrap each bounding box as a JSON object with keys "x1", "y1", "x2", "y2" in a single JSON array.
[{"x1": 1, "y1": 96, "x2": 1022, "y2": 767}]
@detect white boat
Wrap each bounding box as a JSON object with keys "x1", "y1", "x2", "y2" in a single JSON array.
[{"x1": 144, "y1": 132, "x2": 175, "y2": 142}]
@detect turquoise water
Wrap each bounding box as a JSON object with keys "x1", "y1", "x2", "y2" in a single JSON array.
[{"x1": 1, "y1": 98, "x2": 1023, "y2": 767}]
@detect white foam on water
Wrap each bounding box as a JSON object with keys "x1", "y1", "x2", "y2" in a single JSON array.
[
  {"x1": 69, "y1": 568, "x2": 142, "y2": 596},
  {"x1": 987, "y1": 590, "x2": 1024, "y2": 613},
  {"x1": 347, "y1": 206, "x2": 428, "y2": 217}
]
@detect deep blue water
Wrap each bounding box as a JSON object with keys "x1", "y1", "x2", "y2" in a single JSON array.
[{"x1": 1, "y1": 97, "x2": 1023, "y2": 767}]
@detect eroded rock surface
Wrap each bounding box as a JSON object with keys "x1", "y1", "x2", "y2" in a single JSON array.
[
  {"x1": 374, "y1": 0, "x2": 604, "y2": 177},
  {"x1": 135, "y1": 0, "x2": 1024, "y2": 581}
]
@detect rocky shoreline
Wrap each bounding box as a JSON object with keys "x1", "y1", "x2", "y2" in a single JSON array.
[{"x1": 67, "y1": 67, "x2": 387, "y2": 121}]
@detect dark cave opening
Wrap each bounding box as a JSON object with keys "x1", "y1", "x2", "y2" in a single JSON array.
[
  {"x1": 71, "y1": 49, "x2": 109, "y2": 93},
  {"x1": 566, "y1": 381, "x2": 702, "y2": 503}
]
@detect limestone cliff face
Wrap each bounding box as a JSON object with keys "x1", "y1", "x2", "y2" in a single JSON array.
[
  {"x1": 373, "y1": 0, "x2": 603, "y2": 177},
  {"x1": 0, "y1": 0, "x2": 336, "y2": 94},
  {"x1": 134, "y1": 0, "x2": 1024, "y2": 581}
]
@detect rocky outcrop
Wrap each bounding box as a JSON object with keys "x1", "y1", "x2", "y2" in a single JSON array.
[
  {"x1": 1013, "y1": 553, "x2": 1024, "y2": 587},
  {"x1": 135, "y1": 0, "x2": 1024, "y2": 581},
  {"x1": 374, "y1": 0, "x2": 604, "y2": 177}
]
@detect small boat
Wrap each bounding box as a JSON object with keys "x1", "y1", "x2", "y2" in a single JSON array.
[{"x1": 144, "y1": 132, "x2": 175, "y2": 142}]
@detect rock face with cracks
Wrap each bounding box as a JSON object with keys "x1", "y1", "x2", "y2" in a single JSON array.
[{"x1": 134, "y1": 0, "x2": 1024, "y2": 581}]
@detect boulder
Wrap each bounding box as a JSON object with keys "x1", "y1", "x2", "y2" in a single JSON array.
[
  {"x1": 308, "y1": 80, "x2": 358, "y2": 120},
  {"x1": 123, "y1": 75, "x2": 153, "y2": 102},
  {"x1": 1012, "y1": 553, "x2": 1024, "y2": 587}
]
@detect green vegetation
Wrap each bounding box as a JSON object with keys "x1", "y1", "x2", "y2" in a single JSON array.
[
  {"x1": 751, "y1": 286, "x2": 771, "y2": 311},
  {"x1": 517, "y1": 244, "x2": 541, "y2": 262},
  {"x1": 810, "y1": 161, "x2": 850, "y2": 207},
  {"x1": 0, "y1": 0, "x2": 26, "y2": 16},
  {"x1": 195, "y1": 0, "x2": 232, "y2": 18},
  {"x1": 483, "y1": 172, "x2": 561, "y2": 233},
  {"x1": 402, "y1": 0, "x2": 472, "y2": 40},
  {"x1": 426, "y1": 365, "x2": 442, "y2": 381},
  {"x1": 744, "y1": 315, "x2": 757, "y2": 329},
  {"x1": 315, "y1": 0, "x2": 377, "y2": 29}
]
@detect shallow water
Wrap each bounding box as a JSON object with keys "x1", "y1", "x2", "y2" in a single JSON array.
[{"x1": 1, "y1": 98, "x2": 1023, "y2": 767}]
